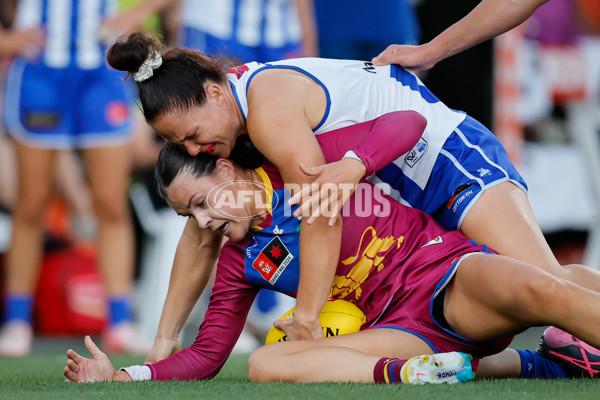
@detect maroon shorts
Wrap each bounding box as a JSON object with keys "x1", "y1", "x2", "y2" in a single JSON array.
[{"x1": 366, "y1": 251, "x2": 514, "y2": 370}]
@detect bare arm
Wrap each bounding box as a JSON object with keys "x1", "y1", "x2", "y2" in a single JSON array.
[
  {"x1": 372, "y1": 0, "x2": 550, "y2": 70},
  {"x1": 247, "y1": 70, "x2": 338, "y2": 340},
  {"x1": 145, "y1": 218, "x2": 222, "y2": 363}
]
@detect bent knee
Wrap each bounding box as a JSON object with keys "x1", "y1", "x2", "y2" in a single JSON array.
[{"x1": 247, "y1": 346, "x2": 278, "y2": 383}]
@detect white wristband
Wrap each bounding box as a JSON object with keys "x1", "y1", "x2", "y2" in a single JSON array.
[
  {"x1": 120, "y1": 365, "x2": 152, "y2": 381},
  {"x1": 342, "y1": 150, "x2": 364, "y2": 164}
]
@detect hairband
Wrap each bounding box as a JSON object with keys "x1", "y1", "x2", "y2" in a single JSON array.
[{"x1": 133, "y1": 51, "x2": 162, "y2": 82}]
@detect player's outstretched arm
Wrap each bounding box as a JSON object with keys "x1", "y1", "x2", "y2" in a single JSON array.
[
  {"x1": 372, "y1": 0, "x2": 550, "y2": 70},
  {"x1": 64, "y1": 336, "x2": 131, "y2": 383},
  {"x1": 145, "y1": 218, "x2": 222, "y2": 363}
]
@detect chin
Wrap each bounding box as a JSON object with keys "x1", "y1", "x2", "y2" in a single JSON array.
[
  {"x1": 226, "y1": 224, "x2": 252, "y2": 242},
  {"x1": 227, "y1": 232, "x2": 244, "y2": 242}
]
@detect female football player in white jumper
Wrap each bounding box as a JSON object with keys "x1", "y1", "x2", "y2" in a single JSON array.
[{"x1": 104, "y1": 32, "x2": 600, "y2": 354}]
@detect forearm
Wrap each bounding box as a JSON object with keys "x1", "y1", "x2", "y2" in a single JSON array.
[
  {"x1": 293, "y1": 218, "x2": 341, "y2": 324},
  {"x1": 155, "y1": 219, "x2": 221, "y2": 340},
  {"x1": 427, "y1": 0, "x2": 549, "y2": 63}
]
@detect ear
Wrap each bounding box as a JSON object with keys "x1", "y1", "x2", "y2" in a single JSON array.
[
  {"x1": 215, "y1": 158, "x2": 236, "y2": 180},
  {"x1": 205, "y1": 83, "x2": 225, "y2": 105}
]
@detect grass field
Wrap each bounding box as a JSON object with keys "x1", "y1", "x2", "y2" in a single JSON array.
[{"x1": 1, "y1": 328, "x2": 598, "y2": 400}]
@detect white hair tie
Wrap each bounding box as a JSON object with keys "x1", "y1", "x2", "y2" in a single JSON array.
[{"x1": 133, "y1": 51, "x2": 163, "y2": 82}]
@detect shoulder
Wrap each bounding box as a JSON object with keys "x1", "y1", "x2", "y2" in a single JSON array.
[
  {"x1": 245, "y1": 67, "x2": 326, "y2": 130},
  {"x1": 247, "y1": 67, "x2": 315, "y2": 100},
  {"x1": 245, "y1": 69, "x2": 314, "y2": 128}
]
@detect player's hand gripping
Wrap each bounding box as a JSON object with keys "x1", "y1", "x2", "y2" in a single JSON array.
[
  {"x1": 64, "y1": 336, "x2": 126, "y2": 383},
  {"x1": 272, "y1": 314, "x2": 323, "y2": 341},
  {"x1": 371, "y1": 43, "x2": 437, "y2": 72},
  {"x1": 287, "y1": 158, "x2": 366, "y2": 226},
  {"x1": 145, "y1": 336, "x2": 181, "y2": 364}
]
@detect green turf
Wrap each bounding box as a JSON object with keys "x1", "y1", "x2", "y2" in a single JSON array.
[{"x1": 1, "y1": 330, "x2": 598, "y2": 400}]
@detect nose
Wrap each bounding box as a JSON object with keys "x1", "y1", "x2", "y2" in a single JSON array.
[
  {"x1": 185, "y1": 141, "x2": 202, "y2": 157},
  {"x1": 193, "y1": 211, "x2": 212, "y2": 229}
]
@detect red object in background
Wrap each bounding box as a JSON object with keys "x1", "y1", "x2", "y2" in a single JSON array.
[{"x1": 34, "y1": 245, "x2": 107, "y2": 335}]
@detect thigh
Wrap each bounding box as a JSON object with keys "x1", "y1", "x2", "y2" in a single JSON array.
[
  {"x1": 13, "y1": 140, "x2": 56, "y2": 211},
  {"x1": 82, "y1": 144, "x2": 132, "y2": 214},
  {"x1": 461, "y1": 182, "x2": 561, "y2": 272},
  {"x1": 444, "y1": 253, "x2": 548, "y2": 342}
]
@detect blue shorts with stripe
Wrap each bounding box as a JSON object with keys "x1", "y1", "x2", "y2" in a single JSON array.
[
  {"x1": 370, "y1": 115, "x2": 527, "y2": 231},
  {"x1": 3, "y1": 59, "x2": 133, "y2": 150},
  {"x1": 181, "y1": 26, "x2": 302, "y2": 62}
]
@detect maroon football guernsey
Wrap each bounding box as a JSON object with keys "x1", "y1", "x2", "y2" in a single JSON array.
[{"x1": 148, "y1": 114, "x2": 511, "y2": 380}]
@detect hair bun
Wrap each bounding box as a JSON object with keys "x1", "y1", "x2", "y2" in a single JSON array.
[{"x1": 107, "y1": 31, "x2": 163, "y2": 76}]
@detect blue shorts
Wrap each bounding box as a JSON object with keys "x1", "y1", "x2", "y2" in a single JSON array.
[
  {"x1": 181, "y1": 26, "x2": 302, "y2": 63},
  {"x1": 368, "y1": 115, "x2": 528, "y2": 230},
  {"x1": 4, "y1": 59, "x2": 133, "y2": 149}
]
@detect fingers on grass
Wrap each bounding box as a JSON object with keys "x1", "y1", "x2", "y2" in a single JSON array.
[
  {"x1": 67, "y1": 359, "x2": 80, "y2": 373},
  {"x1": 64, "y1": 367, "x2": 79, "y2": 382},
  {"x1": 67, "y1": 349, "x2": 83, "y2": 363}
]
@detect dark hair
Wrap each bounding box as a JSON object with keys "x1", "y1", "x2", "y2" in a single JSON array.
[
  {"x1": 155, "y1": 136, "x2": 264, "y2": 199},
  {"x1": 107, "y1": 31, "x2": 231, "y2": 122},
  {"x1": 155, "y1": 143, "x2": 219, "y2": 199}
]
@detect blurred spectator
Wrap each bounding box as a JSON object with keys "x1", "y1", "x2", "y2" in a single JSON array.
[
  {"x1": 315, "y1": 0, "x2": 420, "y2": 60},
  {"x1": 178, "y1": 0, "x2": 317, "y2": 60},
  {"x1": 101, "y1": 0, "x2": 317, "y2": 60},
  {"x1": 516, "y1": 0, "x2": 600, "y2": 270},
  {"x1": 0, "y1": 0, "x2": 150, "y2": 357}
]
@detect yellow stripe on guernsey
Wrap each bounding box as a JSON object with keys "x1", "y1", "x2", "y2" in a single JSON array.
[{"x1": 250, "y1": 167, "x2": 274, "y2": 232}]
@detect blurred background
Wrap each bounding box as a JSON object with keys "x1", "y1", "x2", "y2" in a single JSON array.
[{"x1": 0, "y1": 0, "x2": 598, "y2": 356}]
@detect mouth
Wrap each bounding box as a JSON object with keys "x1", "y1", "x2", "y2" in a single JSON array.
[
  {"x1": 217, "y1": 221, "x2": 229, "y2": 234},
  {"x1": 206, "y1": 143, "x2": 215, "y2": 153}
]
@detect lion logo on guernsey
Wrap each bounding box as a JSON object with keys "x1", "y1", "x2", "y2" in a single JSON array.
[{"x1": 252, "y1": 236, "x2": 293, "y2": 285}]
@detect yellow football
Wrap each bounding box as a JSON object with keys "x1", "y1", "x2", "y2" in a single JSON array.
[{"x1": 265, "y1": 299, "x2": 366, "y2": 344}]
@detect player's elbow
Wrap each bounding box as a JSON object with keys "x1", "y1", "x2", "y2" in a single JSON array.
[{"x1": 406, "y1": 110, "x2": 427, "y2": 138}]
